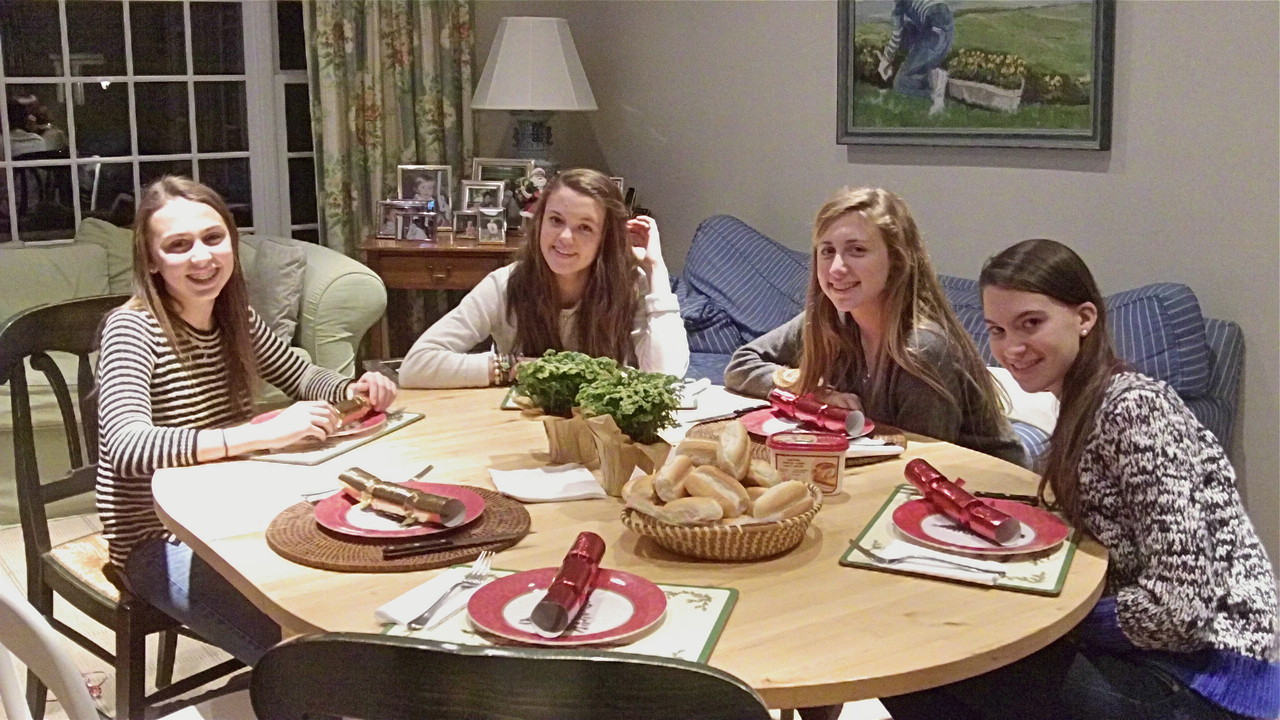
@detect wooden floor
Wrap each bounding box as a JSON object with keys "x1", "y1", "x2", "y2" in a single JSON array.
[{"x1": 0, "y1": 517, "x2": 889, "y2": 719}]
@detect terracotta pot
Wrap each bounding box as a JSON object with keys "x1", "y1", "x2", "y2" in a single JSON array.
[
  {"x1": 538, "y1": 410, "x2": 598, "y2": 468},
  {"x1": 584, "y1": 414, "x2": 671, "y2": 497}
]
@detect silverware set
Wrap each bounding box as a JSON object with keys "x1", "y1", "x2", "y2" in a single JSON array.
[
  {"x1": 406, "y1": 551, "x2": 495, "y2": 631},
  {"x1": 848, "y1": 540, "x2": 1006, "y2": 578}
]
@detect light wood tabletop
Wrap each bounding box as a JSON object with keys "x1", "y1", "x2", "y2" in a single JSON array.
[{"x1": 152, "y1": 387, "x2": 1106, "y2": 710}]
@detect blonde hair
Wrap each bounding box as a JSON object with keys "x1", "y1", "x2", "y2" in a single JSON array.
[
  {"x1": 125, "y1": 176, "x2": 259, "y2": 416},
  {"x1": 797, "y1": 187, "x2": 1005, "y2": 429}
]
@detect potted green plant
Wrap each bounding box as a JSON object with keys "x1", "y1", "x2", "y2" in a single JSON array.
[
  {"x1": 576, "y1": 368, "x2": 680, "y2": 496},
  {"x1": 515, "y1": 351, "x2": 621, "y2": 466}
]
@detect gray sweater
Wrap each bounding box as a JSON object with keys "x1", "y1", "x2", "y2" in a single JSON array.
[{"x1": 725, "y1": 313, "x2": 1026, "y2": 467}]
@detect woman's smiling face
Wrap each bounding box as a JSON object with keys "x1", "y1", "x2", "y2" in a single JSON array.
[
  {"x1": 982, "y1": 285, "x2": 1097, "y2": 397},
  {"x1": 815, "y1": 211, "x2": 891, "y2": 316},
  {"x1": 148, "y1": 197, "x2": 234, "y2": 326},
  {"x1": 538, "y1": 186, "x2": 605, "y2": 286}
]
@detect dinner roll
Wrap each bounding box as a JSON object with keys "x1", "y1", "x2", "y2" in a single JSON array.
[
  {"x1": 745, "y1": 459, "x2": 783, "y2": 488},
  {"x1": 672, "y1": 438, "x2": 720, "y2": 467},
  {"x1": 751, "y1": 481, "x2": 814, "y2": 520},
  {"x1": 653, "y1": 454, "x2": 693, "y2": 502},
  {"x1": 655, "y1": 496, "x2": 724, "y2": 525},
  {"x1": 716, "y1": 420, "x2": 751, "y2": 481},
  {"x1": 622, "y1": 473, "x2": 662, "y2": 516},
  {"x1": 685, "y1": 465, "x2": 751, "y2": 518}
]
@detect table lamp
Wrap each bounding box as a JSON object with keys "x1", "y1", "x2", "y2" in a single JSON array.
[{"x1": 471, "y1": 17, "x2": 597, "y2": 170}]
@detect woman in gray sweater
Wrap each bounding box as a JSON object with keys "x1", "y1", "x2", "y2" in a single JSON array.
[{"x1": 724, "y1": 187, "x2": 1024, "y2": 468}]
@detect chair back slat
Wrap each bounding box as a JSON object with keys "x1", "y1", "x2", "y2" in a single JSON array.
[
  {"x1": 251, "y1": 633, "x2": 772, "y2": 720},
  {"x1": 30, "y1": 352, "x2": 85, "y2": 469}
]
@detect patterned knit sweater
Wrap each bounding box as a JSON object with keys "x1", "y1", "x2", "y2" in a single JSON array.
[
  {"x1": 1070, "y1": 372, "x2": 1278, "y2": 719},
  {"x1": 96, "y1": 307, "x2": 351, "y2": 568}
]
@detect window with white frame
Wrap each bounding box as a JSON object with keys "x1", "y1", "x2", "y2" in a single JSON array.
[{"x1": 0, "y1": 0, "x2": 316, "y2": 245}]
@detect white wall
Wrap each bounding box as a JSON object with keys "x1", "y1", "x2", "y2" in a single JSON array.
[{"x1": 474, "y1": 0, "x2": 1280, "y2": 569}]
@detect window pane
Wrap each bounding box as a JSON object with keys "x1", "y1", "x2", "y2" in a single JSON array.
[
  {"x1": 74, "y1": 81, "x2": 130, "y2": 157},
  {"x1": 66, "y1": 1, "x2": 126, "y2": 76},
  {"x1": 6, "y1": 83, "x2": 68, "y2": 156},
  {"x1": 1, "y1": 176, "x2": 12, "y2": 242},
  {"x1": 129, "y1": 1, "x2": 186, "y2": 76},
  {"x1": 191, "y1": 2, "x2": 244, "y2": 75},
  {"x1": 135, "y1": 82, "x2": 190, "y2": 155},
  {"x1": 0, "y1": 1, "x2": 62, "y2": 78},
  {"x1": 15, "y1": 162, "x2": 75, "y2": 240},
  {"x1": 140, "y1": 159, "x2": 192, "y2": 191},
  {"x1": 199, "y1": 158, "x2": 252, "y2": 227},
  {"x1": 277, "y1": 1, "x2": 306, "y2": 71},
  {"x1": 284, "y1": 83, "x2": 311, "y2": 152},
  {"x1": 194, "y1": 81, "x2": 247, "y2": 152},
  {"x1": 81, "y1": 160, "x2": 135, "y2": 227},
  {"x1": 288, "y1": 157, "x2": 316, "y2": 225},
  {"x1": 292, "y1": 227, "x2": 319, "y2": 244}
]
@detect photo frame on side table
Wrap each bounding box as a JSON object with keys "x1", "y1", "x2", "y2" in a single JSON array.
[
  {"x1": 397, "y1": 164, "x2": 453, "y2": 222},
  {"x1": 460, "y1": 180, "x2": 506, "y2": 213},
  {"x1": 609, "y1": 176, "x2": 625, "y2": 192},
  {"x1": 837, "y1": 0, "x2": 1115, "y2": 149},
  {"x1": 453, "y1": 210, "x2": 480, "y2": 240},
  {"x1": 472, "y1": 157, "x2": 535, "y2": 184},
  {"x1": 477, "y1": 208, "x2": 507, "y2": 245}
]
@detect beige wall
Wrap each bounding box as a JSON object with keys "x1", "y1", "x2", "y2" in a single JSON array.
[{"x1": 474, "y1": 0, "x2": 1280, "y2": 568}]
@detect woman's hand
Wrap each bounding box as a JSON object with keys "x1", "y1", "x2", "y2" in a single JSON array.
[
  {"x1": 813, "y1": 386, "x2": 864, "y2": 412},
  {"x1": 254, "y1": 401, "x2": 340, "y2": 449},
  {"x1": 627, "y1": 215, "x2": 665, "y2": 272},
  {"x1": 349, "y1": 371, "x2": 399, "y2": 411}
]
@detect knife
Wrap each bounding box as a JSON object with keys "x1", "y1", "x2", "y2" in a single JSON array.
[{"x1": 382, "y1": 531, "x2": 526, "y2": 560}]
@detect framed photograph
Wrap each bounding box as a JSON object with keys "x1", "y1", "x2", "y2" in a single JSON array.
[
  {"x1": 471, "y1": 157, "x2": 535, "y2": 184},
  {"x1": 392, "y1": 202, "x2": 436, "y2": 242},
  {"x1": 460, "y1": 180, "x2": 506, "y2": 212},
  {"x1": 477, "y1": 209, "x2": 507, "y2": 245},
  {"x1": 374, "y1": 200, "x2": 400, "y2": 239},
  {"x1": 609, "y1": 176, "x2": 625, "y2": 192},
  {"x1": 453, "y1": 210, "x2": 480, "y2": 239},
  {"x1": 396, "y1": 164, "x2": 453, "y2": 222},
  {"x1": 837, "y1": 0, "x2": 1114, "y2": 149}
]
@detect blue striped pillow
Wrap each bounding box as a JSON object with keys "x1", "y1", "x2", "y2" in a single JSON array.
[{"x1": 1107, "y1": 283, "x2": 1211, "y2": 397}]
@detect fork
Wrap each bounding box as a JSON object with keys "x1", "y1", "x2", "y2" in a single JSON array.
[
  {"x1": 848, "y1": 540, "x2": 1006, "y2": 578},
  {"x1": 406, "y1": 551, "x2": 494, "y2": 631}
]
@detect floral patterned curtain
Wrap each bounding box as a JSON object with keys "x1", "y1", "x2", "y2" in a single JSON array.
[{"x1": 304, "y1": 0, "x2": 475, "y2": 256}]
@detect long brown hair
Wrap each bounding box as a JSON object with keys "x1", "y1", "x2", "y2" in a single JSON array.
[
  {"x1": 126, "y1": 176, "x2": 259, "y2": 415},
  {"x1": 506, "y1": 168, "x2": 638, "y2": 363},
  {"x1": 979, "y1": 239, "x2": 1125, "y2": 524},
  {"x1": 797, "y1": 188, "x2": 1006, "y2": 432}
]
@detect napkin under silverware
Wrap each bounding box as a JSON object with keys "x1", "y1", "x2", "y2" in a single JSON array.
[
  {"x1": 376, "y1": 566, "x2": 486, "y2": 630},
  {"x1": 869, "y1": 540, "x2": 1008, "y2": 585}
]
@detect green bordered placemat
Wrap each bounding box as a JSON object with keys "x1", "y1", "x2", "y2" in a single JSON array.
[
  {"x1": 841, "y1": 484, "x2": 1080, "y2": 596},
  {"x1": 248, "y1": 411, "x2": 423, "y2": 465},
  {"x1": 385, "y1": 570, "x2": 737, "y2": 664}
]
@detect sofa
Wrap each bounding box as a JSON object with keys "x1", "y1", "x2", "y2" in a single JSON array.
[
  {"x1": 675, "y1": 215, "x2": 1244, "y2": 463},
  {"x1": 0, "y1": 219, "x2": 387, "y2": 525}
]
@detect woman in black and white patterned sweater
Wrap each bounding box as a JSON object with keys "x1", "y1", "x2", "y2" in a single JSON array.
[
  {"x1": 881, "y1": 238, "x2": 1277, "y2": 720},
  {"x1": 96, "y1": 177, "x2": 397, "y2": 664}
]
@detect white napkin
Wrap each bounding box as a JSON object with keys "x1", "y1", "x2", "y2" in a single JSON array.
[
  {"x1": 488, "y1": 464, "x2": 607, "y2": 503},
  {"x1": 875, "y1": 540, "x2": 1007, "y2": 585},
  {"x1": 375, "y1": 566, "x2": 477, "y2": 629},
  {"x1": 847, "y1": 436, "x2": 906, "y2": 458}
]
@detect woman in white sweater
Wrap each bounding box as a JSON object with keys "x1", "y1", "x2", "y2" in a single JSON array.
[{"x1": 400, "y1": 168, "x2": 688, "y2": 387}]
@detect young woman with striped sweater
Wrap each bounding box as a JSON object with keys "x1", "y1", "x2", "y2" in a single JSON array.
[{"x1": 95, "y1": 177, "x2": 397, "y2": 664}]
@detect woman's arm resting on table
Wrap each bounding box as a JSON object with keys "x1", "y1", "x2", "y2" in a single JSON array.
[
  {"x1": 399, "y1": 269, "x2": 508, "y2": 388},
  {"x1": 724, "y1": 313, "x2": 805, "y2": 398}
]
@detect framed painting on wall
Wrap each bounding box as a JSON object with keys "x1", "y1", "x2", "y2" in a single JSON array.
[{"x1": 837, "y1": 0, "x2": 1115, "y2": 149}]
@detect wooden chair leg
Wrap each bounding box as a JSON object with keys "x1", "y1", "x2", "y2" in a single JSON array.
[
  {"x1": 25, "y1": 581, "x2": 55, "y2": 720},
  {"x1": 116, "y1": 607, "x2": 148, "y2": 720},
  {"x1": 156, "y1": 628, "x2": 178, "y2": 687},
  {"x1": 25, "y1": 667, "x2": 49, "y2": 720}
]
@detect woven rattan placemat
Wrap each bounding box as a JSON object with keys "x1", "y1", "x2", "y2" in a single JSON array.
[
  {"x1": 266, "y1": 487, "x2": 530, "y2": 573},
  {"x1": 687, "y1": 418, "x2": 907, "y2": 468}
]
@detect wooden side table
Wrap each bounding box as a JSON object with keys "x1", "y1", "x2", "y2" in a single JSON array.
[{"x1": 359, "y1": 235, "x2": 524, "y2": 359}]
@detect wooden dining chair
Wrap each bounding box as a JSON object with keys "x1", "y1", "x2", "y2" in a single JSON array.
[
  {"x1": 0, "y1": 583, "x2": 101, "y2": 720},
  {"x1": 251, "y1": 632, "x2": 773, "y2": 720},
  {"x1": 0, "y1": 295, "x2": 244, "y2": 720}
]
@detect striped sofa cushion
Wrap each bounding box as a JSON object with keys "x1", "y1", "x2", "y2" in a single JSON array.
[{"x1": 1107, "y1": 283, "x2": 1211, "y2": 397}]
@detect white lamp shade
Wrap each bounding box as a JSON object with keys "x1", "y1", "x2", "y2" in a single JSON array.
[{"x1": 472, "y1": 17, "x2": 597, "y2": 112}]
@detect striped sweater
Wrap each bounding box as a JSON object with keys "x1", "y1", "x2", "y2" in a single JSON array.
[
  {"x1": 95, "y1": 307, "x2": 350, "y2": 567},
  {"x1": 1071, "y1": 372, "x2": 1278, "y2": 719}
]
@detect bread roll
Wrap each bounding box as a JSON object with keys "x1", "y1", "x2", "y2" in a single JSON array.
[
  {"x1": 622, "y1": 473, "x2": 662, "y2": 516},
  {"x1": 655, "y1": 496, "x2": 724, "y2": 525},
  {"x1": 716, "y1": 420, "x2": 751, "y2": 481},
  {"x1": 745, "y1": 459, "x2": 783, "y2": 488},
  {"x1": 751, "y1": 481, "x2": 814, "y2": 519},
  {"x1": 672, "y1": 438, "x2": 719, "y2": 467},
  {"x1": 653, "y1": 454, "x2": 693, "y2": 502},
  {"x1": 685, "y1": 465, "x2": 751, "y2": 518},
  {"x1": 746, "y1": 486, "x2": 769, "y2": 502}
]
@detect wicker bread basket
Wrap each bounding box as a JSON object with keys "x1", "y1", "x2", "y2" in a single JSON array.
[{"x1": 620, "y1": 484, "x2": 823, "y2": 561}]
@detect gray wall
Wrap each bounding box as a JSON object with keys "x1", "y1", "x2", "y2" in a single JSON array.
[{"x1": 474, "y1": 0, "x2": 1280, "y2": 568}]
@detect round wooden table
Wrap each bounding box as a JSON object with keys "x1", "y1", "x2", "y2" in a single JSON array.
[{"x1": 153, "y1": 387, "x2": 1106, "y2": 709}]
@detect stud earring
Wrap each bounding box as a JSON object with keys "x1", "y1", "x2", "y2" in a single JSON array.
[{"x1": 1080, "y1": 329, "x2": 1089, "y2": 337}]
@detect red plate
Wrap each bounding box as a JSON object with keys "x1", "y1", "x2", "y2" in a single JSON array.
[
  {"x1": 251, "y1": 408, "x2": 388, "y2": 438},
  {"x1": 739, "y1": 407, "x2": 874, "y2": 439},
  {"x1": 467, "y1": 567, "x2": 667, "y2": 646},
  {"x1": 892, "y1": 498, "x2": 1070, "y2": 556},
  {"x1": 313, "y1": 482, "x2": 485, "y2": 539}
]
